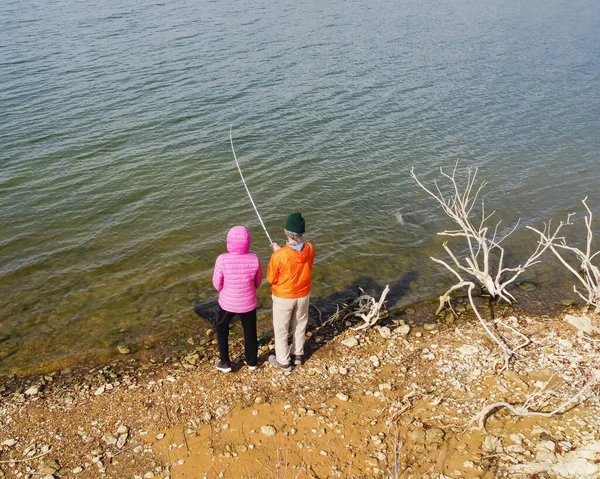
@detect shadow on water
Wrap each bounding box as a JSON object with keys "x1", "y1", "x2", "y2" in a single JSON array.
[{"x1": 192, "y1": 272, "x2": 420, "y2": 368}]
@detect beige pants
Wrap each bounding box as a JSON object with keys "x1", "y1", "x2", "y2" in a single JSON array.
[{"x1": 272, "y1": 293, "x2": 310, "y2": 366}]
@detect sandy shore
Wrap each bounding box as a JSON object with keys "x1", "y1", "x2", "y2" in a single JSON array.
[{"x1": 1, "y1": 301, "x2": 599, "y2": 479}]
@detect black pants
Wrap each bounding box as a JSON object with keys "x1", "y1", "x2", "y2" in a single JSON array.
[{"x1": 215, "y1": 307, "x2": 258, "y2": 367}]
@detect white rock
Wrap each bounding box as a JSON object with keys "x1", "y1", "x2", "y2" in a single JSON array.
[
  {"x1": 552, "y1": 459, "x2": 599, "y2": 478},
  {"x1": 536, "y1": 440, "x2": 556, "y2": 451},
  {"x1": 369, "y1": 356, "x2": 380, "y2": 367},
  {"x1": 457, "y1": 344, "x2": 478, "y2": 356},
  {"x1": 43, "y1": 475, "x2": 55, "y2": 479},
  {"x1": 339, "y1": 367, "x2": 348, "y2": 375},
  {"x1": 396, "y1": 325, "x2": 410, "y2": 336},
  {"x1": 144, "y1": 473, "x2": 155, "y2": 479},
  {"x1": 378, "y1": 327, "x2": 392, "y2": 339},
  {"x1": 117, "y1": 433, "x2": 128, "y2": 449},
  {"x1": 73, "y1": 466, "x2": 83, "y2": 473},
  {"x1": 94, "y1": 386, "x2": 105, "y2": 396},
  {"x1": 261, "y1": 425, "x2": 277, "y2": 437},
  {"x1": 564, "y1": 314, "x2": 599, "y2": 334},
  {"x1": 341, "y1": 337, "x2": 359, "y2": 348},
  {"x1": 116, "y1": 425, "x2": 129, "y2": 435},
  {"x1": 2, "y1": 439, "x2": 16, "y2": 447},
  {"x1": 25, "y1": 385, "x2": 40, "y2": 396},
  {"x1": 336, "y1": 393, "x2": 349, "y2": 401},
  {"x1": 482, "y1": 434, "x2": 501, "y2": 453},
  {"x1": 508, "y1": 463, "x2": 551, "y2": 474},
  {"x1": 102, "y1": 432, "x2": 118, "y2": 445},
  {"x1": 156, "y1": 433, "x2": 165, "y2": 440}
]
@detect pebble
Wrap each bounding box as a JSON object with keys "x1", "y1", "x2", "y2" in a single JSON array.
[
  {"x1": 339, "y1": 367, "x2": 348, "y2": 375},
  {"x1": 261, "y1": 425, "x2": 277, "y2": 437},
  {"x1": 336, "y1": 393, "x2": 349, "y2": 401},
  {"x1": 156, "y1": 433, "x2": 165, "y2": 440},
  {"x1": 1, "y1": 439, "x2": 16, "y2": 447},
  {"x1": 116, "y1": 425, "x2": 129, "y2": 435},
  {"x1": 341, "y1": 337, "x2": 359, "y2": 348},
  {"x1": 73, "y1": 466, "x2": 83, "y2": 473},
  {"x1": 94, "y1": 386, "x2": 105, "y2": 396},
  {"x1": 320, "y1": 450, "x2": 328, "y2": 456},
  {"x1": 25, "y1": 385, "x2": 40, "y2": 396},
  {"x1": 369, "y1": 356, "x2": 380, "y2": 367},
  {"x1": 102, "y1": 432, "x2": 118, "y2": 446},
  {"x1": 117, "y1": 346, "x2": 131, "y2": 355},
  {"x1": 117, "y1": 433, "x2": 128, "y2": 449},
  {"x1": 205, "y1": 329, "x2": 214, "y2": 336},
  {"x1": 378, "y1": 327, "x2": 392, "y2": 339},
  {"x1": 396, "y1": 324, "x2": 411, "y2": 336},
  {"x1": 252, "y1": 410, "x2": 258, "y2": 416},
  {"x1": 423, "y1": 323, "x2": 437, "y2": 331}
]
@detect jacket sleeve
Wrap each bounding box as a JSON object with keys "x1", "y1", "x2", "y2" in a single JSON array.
[
  {"x1": 213, "y1": 256, "x2": 224, "y2": 292},
  {"x1": 267, "y1": 254, "x2": 279, "y2": 285}
]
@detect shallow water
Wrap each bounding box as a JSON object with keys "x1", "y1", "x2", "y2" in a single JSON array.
[{"x1": 1, "y1": 0, "x2": 600, "y2": 373}]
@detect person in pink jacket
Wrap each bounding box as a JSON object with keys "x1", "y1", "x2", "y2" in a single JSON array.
[{"x1": 212, "y1": 226, "x2": 263, "y2": 372}]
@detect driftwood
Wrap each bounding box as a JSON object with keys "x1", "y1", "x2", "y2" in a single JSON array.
[
  {"x1": 411, "y1": 163, "x2": 560, "y2": 371},
  {"x1": 326, "y1": 286, "x2": 390, "y2": 330},
  {"x1": 529, "y1": 197, "x2": 600, "y2": 312}
]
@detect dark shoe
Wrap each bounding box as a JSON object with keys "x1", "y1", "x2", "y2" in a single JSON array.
[
  {"x1": 293, "y1": 355, "x2": 304, "y2": 366},
  {"x1": 268, "y1": 355, "x2": 292, "y2": 372},
  {"x1": 216, "y1": 360, "x2": 232, "y2": 373}
]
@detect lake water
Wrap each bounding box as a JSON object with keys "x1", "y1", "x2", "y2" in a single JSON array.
[{"x1": 1, "y1": 0, "x2": 599, "y2": 373}]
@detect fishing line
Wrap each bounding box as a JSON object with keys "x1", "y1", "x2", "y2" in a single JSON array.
[{"x1": 229, "y1": 126, "x2": 273, "y2": 246}]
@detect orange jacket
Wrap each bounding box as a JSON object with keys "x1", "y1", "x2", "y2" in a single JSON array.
[{"x1": 267, "y1": 242, "x2": 316, "y2": 298}]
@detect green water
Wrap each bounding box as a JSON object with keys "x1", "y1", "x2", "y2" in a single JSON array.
[{"x1": 1, "y1": 0, "x2": 599, "y2": 373}]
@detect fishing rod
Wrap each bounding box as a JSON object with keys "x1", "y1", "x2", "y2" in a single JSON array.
[{"x1": 229, "y1": 126, "x2": 274, "y2": 246}]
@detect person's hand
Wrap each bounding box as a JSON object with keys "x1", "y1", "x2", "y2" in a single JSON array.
[{"x1": 271, "y1": 242, "x2": 281, "y2": 252}]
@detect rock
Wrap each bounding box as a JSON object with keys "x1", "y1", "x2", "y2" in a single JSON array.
[
  {"x1": 42, "y1": 475, "x2": 55, "y2": 479},
  {"x1": 508, "y1": 463, "x2": 551, "y2": 474},
  {"x1": 457, "y1": 344, "x2": 478, "y2": 356},
  {"x1": 116, "y1": 425, "x2": 129, "y2": 435},
  {"x1": 378, "y1": 327, "x2": 392, "y2": 339},
  {"x1": 156, "y1": 433, "x2": 165, "y2": 440},
  {"x1": 369, "y1": 356, "x2": 380, "y2": 367},
  {"x1": 482, "y1": 434, "x2": 501, "y2": 453},
  {"x1": 336, "y1": 393, "x2": 349, "y2": 401},
  {"x1": 341, "y1": 337, "x2": 359, "y2": 348},
  {"x1": 423, "y1": 323, "x2": 437, "y2": 331},
  {"x1": 205, "y1": 329, "x2": 214, "y2": 336},
  {"x1": 117, "y1": 433, "x2": 128, "y2": 449},
  {"x1": 261, "y1": 426, "x2": 277, "y2": 437},
  {"x1": 564, "y1": 314, "x2": 598, "y2": 334},
  {"x1": 94, "y1": 386, "x2": 105, "y2": 396},
  {"x1": 425, "y1": 428, "x2": 444, "y2": 444},
  {"x1": 396, "y1": 324, "x2": 410, "y2": 336},
  {"x1": 144, "y1": 473, "x2": 155, "y2": 479},
  {"x1": 202, "y1": 412, "x2": 212, "y2": 422},
  {"x1": 1, "y1": 439, "x2": 16, "y2": 447},
  {"x1": 552, "y1": 459, "x2": 599, "y2": 478},
  {"x1": 72, "y1": 467, "x2": 83, "y2": 474},
  {"x1": 518, "y1": 281, "x2": 537, "y2": 292},
  {"x1": 339, "y1": 367, "x2": 348, "y2": 375},
  {"x1": 25, "y1": 385, "x2": 40, "y2": 396},
  {"x1": 117, "y1": 346, "x2": 131, "y2": 355},
  {"x1": 320, "y1": 450, "x2": 328, "y2": 456},
  {"x1": 405, "y1": 308, "x2": 415, "y2": 315},
  {"x1": 102, "y1": 432, "x2": 118, "y2": 446}
]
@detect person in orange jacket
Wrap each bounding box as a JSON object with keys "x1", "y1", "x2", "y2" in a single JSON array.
[{"x1": 267, "y1": 213, "x2": 316, "y2": 371}]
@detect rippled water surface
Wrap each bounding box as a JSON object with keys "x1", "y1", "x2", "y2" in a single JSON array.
[{"x1": 1, "y1": 0, "x2": 600, "y2": 373}]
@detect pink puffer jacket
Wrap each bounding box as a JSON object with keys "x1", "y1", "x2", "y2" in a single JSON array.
[{"x1": 213, "y1": 226, "x2": 262, "y2": 313}]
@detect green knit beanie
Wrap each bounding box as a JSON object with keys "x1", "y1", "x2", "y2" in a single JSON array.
[{"x1": 285, "y1": 212, "x2": 306, "y2": 234}]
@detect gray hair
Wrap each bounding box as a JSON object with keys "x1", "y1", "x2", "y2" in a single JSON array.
[{"x1": 284, "y1": 229, "x2": 304, "y2": 242}]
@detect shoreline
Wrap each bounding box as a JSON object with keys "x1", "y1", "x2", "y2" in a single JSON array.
[{"x1": 1, "y1": 298, "x2": 599, "y2": 478}]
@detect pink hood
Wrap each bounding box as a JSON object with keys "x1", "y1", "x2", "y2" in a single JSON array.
[
  {"x1": 227, "y1": 225, "x2": 251, "y2": 254},
  {"x1": 212, "y1": 226, "x2": 262, "y2": 313}
]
